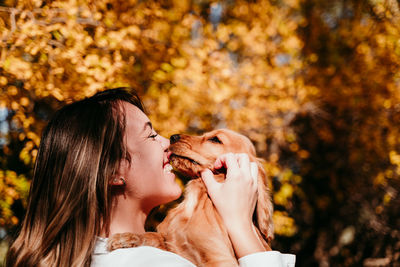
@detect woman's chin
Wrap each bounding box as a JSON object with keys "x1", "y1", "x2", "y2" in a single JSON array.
[
  {"x1": 170, "y1": 184, "x2": 183, "y2": 201},
  {"x1": 164, "y1": 184, "x2": 183, "y2": 204}
]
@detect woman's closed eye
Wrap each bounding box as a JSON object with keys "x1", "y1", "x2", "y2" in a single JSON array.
[{"x1": 149, "y1": 132, "x2": 158, "y2": 139}]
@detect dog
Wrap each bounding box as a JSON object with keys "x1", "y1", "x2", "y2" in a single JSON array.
[{"x1": 108, "y1": 129, "x2": 274, "y2": 266}]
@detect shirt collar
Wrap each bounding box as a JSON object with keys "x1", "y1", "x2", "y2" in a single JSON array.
[{"x1": 93, "y1": 236, "x2": 109, "y2": 255}]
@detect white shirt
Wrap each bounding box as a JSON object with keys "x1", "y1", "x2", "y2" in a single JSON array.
[{"x1": 91, "y1": 237, "x2": 296, "y2": 267}]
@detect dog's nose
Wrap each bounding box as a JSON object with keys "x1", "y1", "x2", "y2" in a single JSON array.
[{"x1": 170, "y1": 134, "x2": 181, "y2": 144}]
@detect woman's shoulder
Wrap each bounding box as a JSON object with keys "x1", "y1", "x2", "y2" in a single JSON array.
[{"x1": 91, "y1": 237, "x2": 195, "y2": 267}]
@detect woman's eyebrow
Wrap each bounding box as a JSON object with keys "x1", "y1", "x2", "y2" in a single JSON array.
[{"x1": 143, "y1": 121, "x2": 153, "y2": 132}]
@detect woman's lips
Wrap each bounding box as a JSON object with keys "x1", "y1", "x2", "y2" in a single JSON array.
[
  {"x1": 166, "y1": 151, "x2": 173, "y2": 160},
  {"x1": 163, "y1": 151, "x2": 173, "y2": 168}
]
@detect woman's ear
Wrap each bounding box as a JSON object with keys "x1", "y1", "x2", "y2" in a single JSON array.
[
  {"x1": 111, "y1": 160, "x2": 129, "y2": 186},
  {"x1": 109, "y1": 177, "x2": 126, "y2": 186}
]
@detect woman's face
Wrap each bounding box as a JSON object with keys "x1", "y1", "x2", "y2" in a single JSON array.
[{"x1": 118, "y1": 102, "x2": 182, "y2": 211}]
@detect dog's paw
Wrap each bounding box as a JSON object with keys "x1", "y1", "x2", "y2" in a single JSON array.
[{"x1": 107, "y1": 232, "x2": 142, "y2": 251}]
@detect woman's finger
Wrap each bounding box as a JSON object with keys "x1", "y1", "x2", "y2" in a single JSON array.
[
  {"x1": 237, "y1": 153, "x2": 251, "y2": 180},
  {"x1": 201, "y1": 169, "x2": 218, "y2": 193},
  {"x1": 214, "y1": 153, "x2": 240, "y2": 179},
  {"x1": 250, "y1": 162, "x2": 258, "y2": 189}
]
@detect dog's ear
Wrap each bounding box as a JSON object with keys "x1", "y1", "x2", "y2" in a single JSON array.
[{"x1": 253, "y1": 159, "x2": 274, "y2": 243}]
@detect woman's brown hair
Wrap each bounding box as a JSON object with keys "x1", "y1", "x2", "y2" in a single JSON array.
[{"x1": 6, "y1": 88, "x2": 144, "y2": 267}]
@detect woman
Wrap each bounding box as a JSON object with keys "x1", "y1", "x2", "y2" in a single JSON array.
[{"x1": 6, "y1": 88, "x2": 295, "y2": 266}]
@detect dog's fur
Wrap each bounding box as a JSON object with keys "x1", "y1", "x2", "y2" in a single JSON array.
[{"x1": 108, "y1": 129, "x2": 274, "y2": 267}]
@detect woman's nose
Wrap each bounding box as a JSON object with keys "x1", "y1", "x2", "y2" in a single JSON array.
[
  {"x1": 170, "y1": 134, "x2": 181, "y2": 144},
  {"x1": 160, "y1": 135, "x2": 170, "y2": 149}
]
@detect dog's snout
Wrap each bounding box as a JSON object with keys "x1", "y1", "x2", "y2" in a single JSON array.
[{"x1": 170, "y1": 134, "x2": 181, "y2": 144}]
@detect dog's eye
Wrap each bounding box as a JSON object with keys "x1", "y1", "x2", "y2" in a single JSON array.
[{"x1": 208, "y1": 136, "x2": 223, "y2": 144}]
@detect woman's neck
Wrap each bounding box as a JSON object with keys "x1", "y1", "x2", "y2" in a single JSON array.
[{"x1": 100, "y1": 196, "x2": 148, "y2": 237}]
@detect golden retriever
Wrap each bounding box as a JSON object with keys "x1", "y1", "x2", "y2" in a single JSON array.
[{"x1": 108, "y1": 129, "x2": 274, "y2": 267}]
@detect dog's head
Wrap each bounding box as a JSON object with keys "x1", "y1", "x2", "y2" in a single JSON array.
[
  {"x1": 168, "y1": 129, "x2": 274, "y2": 241},
  {"x1": 168, "y1": 129, "x2": 256, "y2": 179}
]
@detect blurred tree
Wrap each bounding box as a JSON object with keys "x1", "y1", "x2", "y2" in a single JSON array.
[
  {"x1": 0, "y1": 0, "x2": 306, "y2": 235},
  {"x1": 0, "y1": 0, "x2": 399, "y2": 266},
  {"x1": 286, "y1": 0, "x2": 400, "y2": 265}
]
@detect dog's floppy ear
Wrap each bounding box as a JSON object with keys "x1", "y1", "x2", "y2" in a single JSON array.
[{"x1": 253, "y1": 159, "x2": 274, "y2": 242}]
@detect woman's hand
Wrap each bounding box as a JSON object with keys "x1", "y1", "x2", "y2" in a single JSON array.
[
  {"x1": 201, "y1": 153, "x2": 258, "y2": 228},
  {"x1": 201, "y1": 153, "x2": 271, "y2": 258}
]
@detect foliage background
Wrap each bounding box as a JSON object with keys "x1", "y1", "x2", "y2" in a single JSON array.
[{"x1": 1, "y1": 0, "x2": 400, "y2": 266}]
